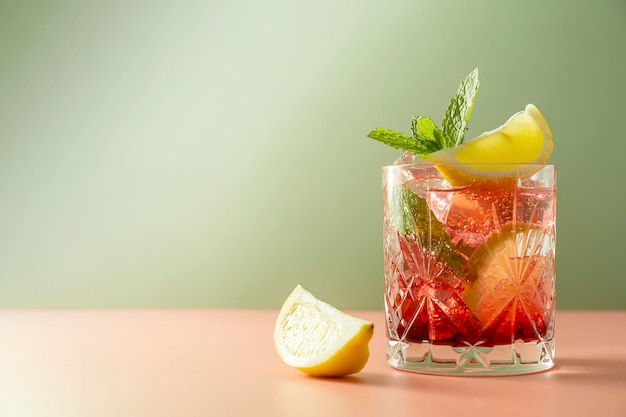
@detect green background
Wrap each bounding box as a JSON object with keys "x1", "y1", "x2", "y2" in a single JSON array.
[{"x1": 1, "y1": 0, "x2": 625, "y2": 309}]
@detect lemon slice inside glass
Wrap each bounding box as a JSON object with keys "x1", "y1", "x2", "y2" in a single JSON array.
[
  {"x1": 274, "y1": 285, "x2": 373, "y2": 377},
  {"x1": 425, "y1": 104, "x2": 553, "y2": 185},
  {"x1": 463, "y1": 225, "x2": 555, "y2": 328}
]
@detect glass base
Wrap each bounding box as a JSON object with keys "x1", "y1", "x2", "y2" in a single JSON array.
[{"x1": 387, "y1": 339, "x2": 555, "y2": 376}]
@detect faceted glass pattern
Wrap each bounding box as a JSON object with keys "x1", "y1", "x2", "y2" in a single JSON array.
[{"x1": 383, "y1": 163, "x2": 556, "y2": 375}]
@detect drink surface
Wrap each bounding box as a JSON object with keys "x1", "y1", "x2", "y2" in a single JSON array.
[{"x1": 383, "y1": 164, "x2": 556, "y2": 350}]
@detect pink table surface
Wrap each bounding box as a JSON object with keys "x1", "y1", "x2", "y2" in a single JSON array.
[{"x1": 0, "y1": 309, "x2": 624, "y2": 417}]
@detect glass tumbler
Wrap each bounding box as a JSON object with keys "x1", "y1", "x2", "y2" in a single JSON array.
[{"x1": 383, "y1": 162, "x2": 556, "y2": 375}]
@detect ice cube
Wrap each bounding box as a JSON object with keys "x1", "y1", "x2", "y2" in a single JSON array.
[
  {"x1": 394, "y1": 151, "x2": 418, "y2": 165},
  {"x1": 426, "y1": 190, "x2": 454, "y2": 225}
]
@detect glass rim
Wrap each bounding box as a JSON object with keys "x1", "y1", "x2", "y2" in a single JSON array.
[{"x1": 382, "y1": 161, "x2": 555, "y2": 170}]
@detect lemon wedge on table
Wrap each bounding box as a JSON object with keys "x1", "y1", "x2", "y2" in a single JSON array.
[
  {"x1": 274, "y1": 285, "x2": 374, "y2": 377},
  {"x1": 425, "y1": 104, "x2": 553, "y2": 185}
]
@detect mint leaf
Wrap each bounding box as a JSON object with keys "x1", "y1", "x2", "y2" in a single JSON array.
[
  {"x1": 367, "y1": 118, "x2": 446, "y2": 157},
  {"x1": 396, "y1": 188, "x2": 465, "y2": 274},
  {"x1": 367, "y1": 128, "x2": 421, "y2": 153},
  {"x1": 442, "y1": 67, "x2": 480, "y2": 147},
  {"x1": 411, "y1": 116, "x2": 445, "y2": 155}
]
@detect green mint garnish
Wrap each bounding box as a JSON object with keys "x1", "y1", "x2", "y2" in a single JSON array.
[
  {"x1": 411, "y1": 116, "x2": 445, "y2": 154},
  {"x1": 366, "y1": 68, "x2": 480, "y2": 157},
  {"x1": 441, "y1": 67, "x2": 480, "y2": 148},
  {"x1": 367, "y1": 128, "x2": 419, "y2": 153}
]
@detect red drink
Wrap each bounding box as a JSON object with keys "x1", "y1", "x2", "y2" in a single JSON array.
[{"x1": 383, "y1": 163, "x2": 556, "y2": 375}]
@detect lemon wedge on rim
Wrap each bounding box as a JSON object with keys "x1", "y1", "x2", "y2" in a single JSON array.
[
  {"x1": 274, "y1": 285, "x2": 373, "y2": 377},
  {"x1": 425, "y1": 104, "x2": 553, "y2": 185}
]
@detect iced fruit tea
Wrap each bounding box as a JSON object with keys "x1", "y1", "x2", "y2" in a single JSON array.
[{"x1": 383, "y1": 163, "x2": 556, "y2": 375}]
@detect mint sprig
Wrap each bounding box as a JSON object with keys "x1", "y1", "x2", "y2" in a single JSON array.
[{"x1": 366, "y1": 68, "x2": 480, "y2": 157}]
